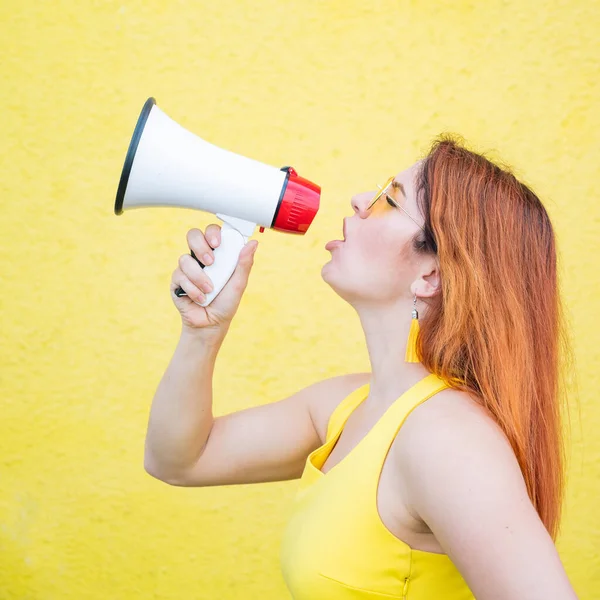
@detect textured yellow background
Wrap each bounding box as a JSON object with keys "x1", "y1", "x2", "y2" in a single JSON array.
[{"x1": 1, "y1": 1, "x2": 599, "y2": 598}]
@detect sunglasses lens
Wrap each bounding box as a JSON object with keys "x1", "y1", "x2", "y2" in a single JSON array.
[
  {"x1": 369, "y1": 177, "x2": 394, "y2": 209},
  {"x1": 368, "y1": 193, "x2": 381, "y2": 209}
]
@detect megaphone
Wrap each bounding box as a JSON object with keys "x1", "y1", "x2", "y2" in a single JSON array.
[{"x1": 115, "y1": 98, "x2": 321, "y2": 306}]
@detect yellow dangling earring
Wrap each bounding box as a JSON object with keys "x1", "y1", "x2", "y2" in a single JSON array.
[{"x1": 405, "y1": 294, "x2": 420, "y2": 363}]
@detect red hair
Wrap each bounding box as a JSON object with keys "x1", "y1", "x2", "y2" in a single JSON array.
[{"x1": 414, "y1": 136, "x2": 574, "y2": 540}]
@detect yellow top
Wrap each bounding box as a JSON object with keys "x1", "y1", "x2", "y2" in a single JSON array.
[{"x1": 280, "y1": 372, "x2": 475, "y2": 599}]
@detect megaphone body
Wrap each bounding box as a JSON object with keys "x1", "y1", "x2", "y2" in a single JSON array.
[{"x1": 115, "y1": 98, "x2": 320, "y2": 306}]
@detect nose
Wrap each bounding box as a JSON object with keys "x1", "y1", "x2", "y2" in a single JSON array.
[{"x1": 351, "y1": 189, "x2": 375, "y2": 218}]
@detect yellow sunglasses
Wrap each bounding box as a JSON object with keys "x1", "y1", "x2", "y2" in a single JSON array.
[{"x1": 367, "y1": 176, "x2": 425, "y2": 231}]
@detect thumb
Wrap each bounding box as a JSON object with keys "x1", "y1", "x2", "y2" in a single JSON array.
[{"x1": 229, "y1": 240, "x2": 258, "y2": 285}]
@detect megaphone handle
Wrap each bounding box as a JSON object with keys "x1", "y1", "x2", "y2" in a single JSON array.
[{"x1": 173, "y1": 222, "x2": 249, "y2": 307}]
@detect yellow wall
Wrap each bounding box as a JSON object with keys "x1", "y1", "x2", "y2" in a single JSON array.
[{"x1": 1, "y1": 1, "x2": 599, "y2": 598}]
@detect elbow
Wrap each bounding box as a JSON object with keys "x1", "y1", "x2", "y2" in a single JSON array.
[
  {"x1": 143, "y1": 454, "x2": 168, "y2": 482},
  {"x1": 144, "y1": 454, "x2": 188, "y2": 487}
]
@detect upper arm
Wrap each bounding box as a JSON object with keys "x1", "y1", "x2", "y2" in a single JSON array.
[
  {"x1": 167, "y1": 373, "x2": 369, "y2": 487},
  {"x1": 398, "y1": 394, "x2": 577, "y2": 600}
]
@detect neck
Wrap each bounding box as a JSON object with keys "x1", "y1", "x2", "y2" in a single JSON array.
[{"x1": 355, "y1": 299, "x2": 430, "y2": 407}]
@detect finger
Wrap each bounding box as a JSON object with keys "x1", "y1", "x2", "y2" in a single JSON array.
[
  {"x1": 178, "y1": 254, "x2": 214, "y2": 295},
  {"x1": 171, "y1": 269, "x2": 206, "y2": 304},
  {"x1": 227, "y1": 240, "x2": 258, "y2": 291},
  {"x1": 204, "y1": 224, "x2": 222, "y2": 249},
  {"x1": 186, "y1": 228, "x2": 216, "y2": 266}
]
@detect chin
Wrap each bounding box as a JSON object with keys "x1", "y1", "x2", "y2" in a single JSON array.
[
  {"x1": 321, "y1": 262, "x2": 353, "y2": 300},
  {"x1": 321, "y1": 261, "x2": 336, "y2": 286},
  {"x1": 321, "y1": 259, "x2": 335, "y2": 282}
]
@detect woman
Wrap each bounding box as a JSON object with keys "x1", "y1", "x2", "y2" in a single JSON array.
[{"x1": 144, "y1": 138, "x2": 578, "y2": 599}]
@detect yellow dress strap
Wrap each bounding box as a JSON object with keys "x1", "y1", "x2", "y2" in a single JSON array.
[{"x1": 325, "y1": 382, "x2": 370, "y2": 442}]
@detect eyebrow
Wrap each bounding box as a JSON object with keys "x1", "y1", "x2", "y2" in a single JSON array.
[{"x1": 392, "y1": 180, "x2": 407, "y2": 198}]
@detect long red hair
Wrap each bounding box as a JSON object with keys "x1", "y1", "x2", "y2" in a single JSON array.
[{"x1": 414, "y1": 136, "x2": 574, "y2": 539}]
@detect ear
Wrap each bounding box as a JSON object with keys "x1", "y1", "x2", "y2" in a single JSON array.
[{"x1": 410, "y1": 259, "x2": 440, "y2": 299}]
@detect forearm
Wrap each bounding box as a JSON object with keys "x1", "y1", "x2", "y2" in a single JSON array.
[{"x1": 144, "y1": 327, "x2": 226, "y2": 479}]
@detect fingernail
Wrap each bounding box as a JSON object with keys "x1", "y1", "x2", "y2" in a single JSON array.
[
  {"x1": 202, "y1": 281, "x2": 213, "y2": 293},
  {"x1": 210, "y1": 237, "x2": 218, "y2": 247},
  {"x1": 202, "y1": 253, "x2": 213, "y2": 265}
]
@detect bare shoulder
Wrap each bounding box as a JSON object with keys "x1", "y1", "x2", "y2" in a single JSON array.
[
  {"x1": 391, "y1": 389, "x2": 577, "y2": 599},
  {"x1": 395, "y1": 386, "x2": 523, "y2": 486},
  {"x1": 398, "y1": 386, "x2": 509, "y2": 446},
  {"x1": 308, "y1": 372, "x2": 371, "y2": 444}
]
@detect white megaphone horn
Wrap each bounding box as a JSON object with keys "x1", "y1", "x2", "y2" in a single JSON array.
[{"x1": 115, "y1": 98, "x2": 321, "y2": 306}]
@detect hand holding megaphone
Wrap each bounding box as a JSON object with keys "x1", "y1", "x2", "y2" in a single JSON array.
[
  {"x1": 115, "y1": 98, "x2": 320, "y2": 307},
  {"x1": 171, "y1": 224, "x2": 259, "y2": 331}
]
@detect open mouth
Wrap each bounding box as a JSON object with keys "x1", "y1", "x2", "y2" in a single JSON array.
[{"x1": 325, "y1": 219, "x2": 347, "y2": 252}]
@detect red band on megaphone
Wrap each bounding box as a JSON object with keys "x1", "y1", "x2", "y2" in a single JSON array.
[{"x1": 272, "y1": 169, "x2": 321, "y2": 234}]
